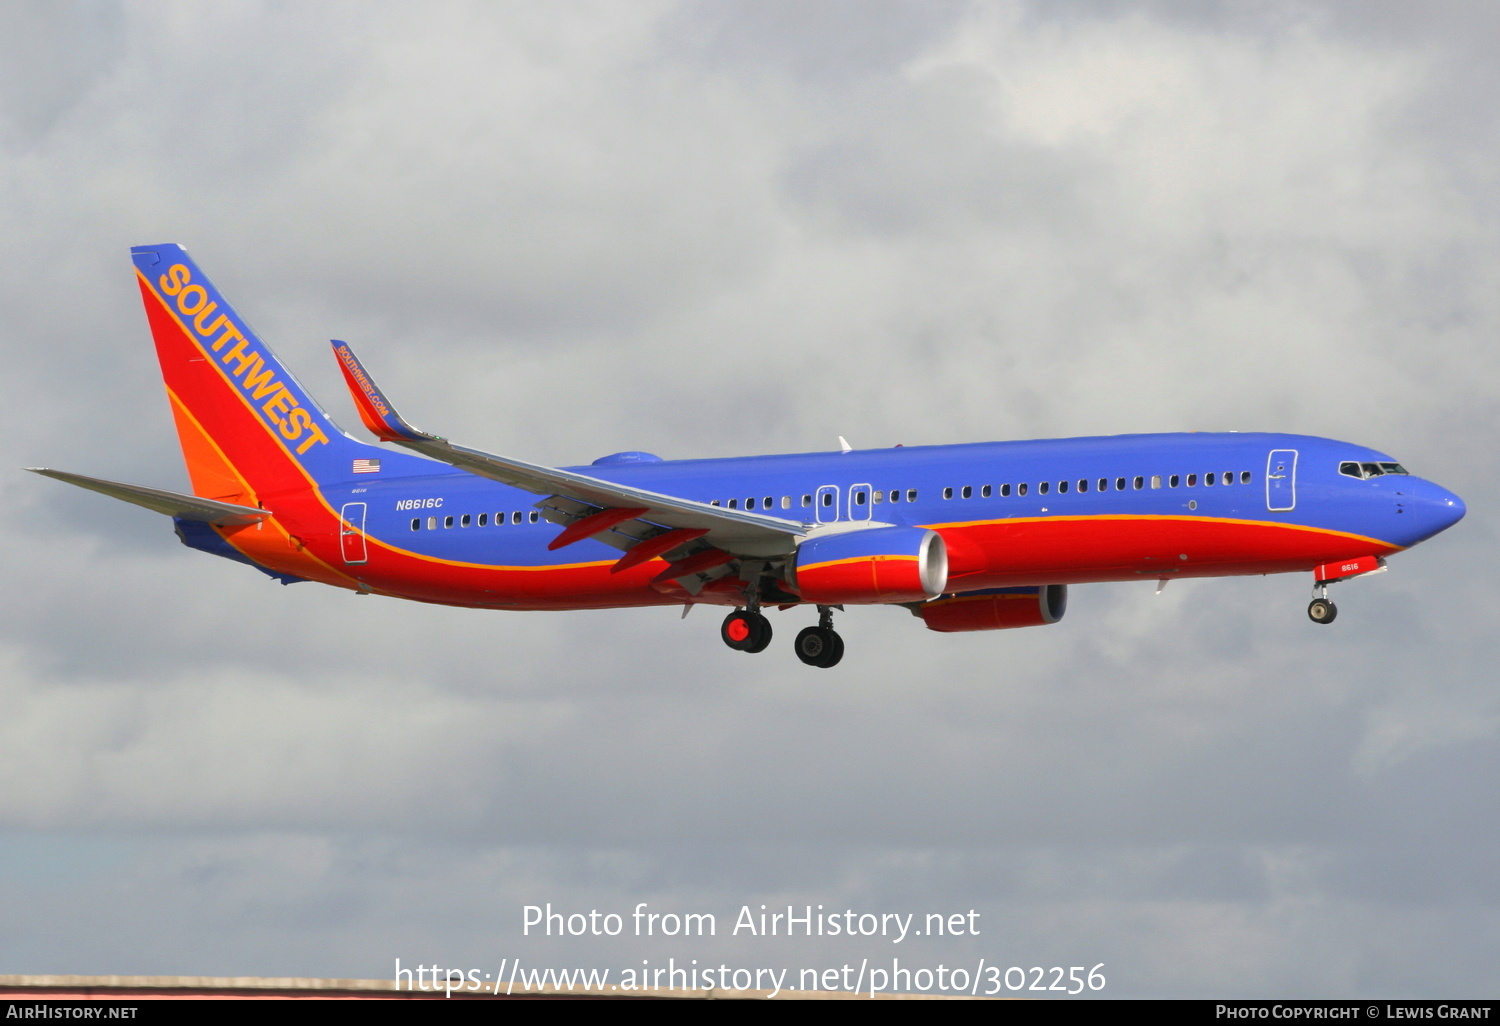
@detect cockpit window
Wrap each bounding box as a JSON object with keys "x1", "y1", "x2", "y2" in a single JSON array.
[{"x1": 1340, "y1": 461, "x2": 1410, "y2": 479}]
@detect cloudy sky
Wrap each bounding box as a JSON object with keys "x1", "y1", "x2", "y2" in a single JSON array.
[{"x1": 1, "y1": 0, "x2": 1496, "y2": 998}]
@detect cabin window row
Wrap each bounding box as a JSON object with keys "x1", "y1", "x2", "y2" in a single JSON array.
[
  {"x1": 709, "y1": 491, "x2": 922, "y2": 510},
  {"x1": 410, "y1": 511, "x2": 542, "y2": 530},
  {"x1": 938, "y1": 470, "x2": 1254, "y2": 499}
]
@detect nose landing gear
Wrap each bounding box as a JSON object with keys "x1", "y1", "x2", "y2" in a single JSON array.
[
  {"x1": 1307, "y1": 597, "x2": 1338, "y2": 624},
  {"x1": 1307, "y1": 580, "x2": 1337, "y2": 624},
  {"x1": 794, "y1": 606, "x2": 844, "y2": 668}
]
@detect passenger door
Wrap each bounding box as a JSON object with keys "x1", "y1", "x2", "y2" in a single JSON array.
[
  {"x1": 339, "y1": 501, "x2": 369, "y2": 563},
  {"x1": 1266, "y1": 450, "x2": 1297, "y2": 511}
]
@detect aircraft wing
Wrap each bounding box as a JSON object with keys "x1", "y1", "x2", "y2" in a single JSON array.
[
  {"x1": 28, "y1": 468, "x2": 272, "y2": 526},
  {"x1": 331, "y1": 342, "x2": 809, "y2": 559}
]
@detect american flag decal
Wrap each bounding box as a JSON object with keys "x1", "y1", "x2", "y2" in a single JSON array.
[{"x1": 352, "y1": 458, "x2": 381, "y2": 474}]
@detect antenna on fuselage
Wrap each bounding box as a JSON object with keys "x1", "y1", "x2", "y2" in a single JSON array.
[{"x1": 838, "y1": 436, "x2": 852, "y2": 453}]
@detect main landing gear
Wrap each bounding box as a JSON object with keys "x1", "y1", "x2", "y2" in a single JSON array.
[
  {"x1": 794, "y1": 606, "x2": 844, "y2": 668},
  {"x1": 721, "y1": 608, "x2": 773, "y2": 653},
  {"x1": 720, "y1": 604, "x2": 845, "y2": 667}
]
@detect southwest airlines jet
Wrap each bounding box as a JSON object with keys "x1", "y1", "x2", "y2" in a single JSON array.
[{"x1": 30, "y1": 245, "x2": 1466, "y2": 667}]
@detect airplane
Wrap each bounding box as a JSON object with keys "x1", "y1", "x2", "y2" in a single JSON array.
[{"x1": 29, "y1": 244, "x2": 1467, "y2": 668}]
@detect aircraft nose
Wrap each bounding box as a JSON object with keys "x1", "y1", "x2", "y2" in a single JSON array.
[
  {"x1": 1430, "y1": 484, "x2": 1466, "y2": 530},
  {"x1": 1413, "y1": 481, "x2": 1466, "y2": 539}
]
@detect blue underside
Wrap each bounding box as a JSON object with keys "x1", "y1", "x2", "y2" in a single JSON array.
[{"x1": 173, "y1": 518, "x2": 307, "y2": 584}]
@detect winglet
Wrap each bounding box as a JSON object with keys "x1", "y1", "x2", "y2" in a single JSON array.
[{"x1": 330, "y1": 341, "x2": 435, "y2": 443}]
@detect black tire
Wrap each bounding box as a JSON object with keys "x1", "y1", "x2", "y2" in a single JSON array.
[
  {"x1": 1307, "y1": 598, "x2": 1338, "y2": 624},
  {"x1": 745, "y1": 612, "x2": 773, "y2": 653},
  {"x1": 722, "y1": 610, "x2": 754, "y2": 650},
  {"x1": 795, "y1": 626, "x2": 831, "y2": 666},
  {"x1": 795, "y1": 626, "x2": 844, "y2": 668},
  {"x1": 819, "y1": 629, "x2": 845, "y2": 668}
]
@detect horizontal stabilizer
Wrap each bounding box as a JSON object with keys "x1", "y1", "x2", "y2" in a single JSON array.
[{"x1": 28, "y1": 468, "x2": 271, "y2": 525}]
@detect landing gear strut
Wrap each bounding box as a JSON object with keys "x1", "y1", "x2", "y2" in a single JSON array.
[
  {"x1": 794, "y1": 606, "x2": 844, "y2": 668},
  {"x1": 721, "y1": 608, "x2": 772, "y2": 653},
  {"x1": 1307, "y1": 582, "x2": 1337, "y2": 625}
]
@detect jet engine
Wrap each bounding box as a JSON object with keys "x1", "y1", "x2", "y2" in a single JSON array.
[
  {"x1": 790, "y1": 527, "x2": 948, "y2": 605},
  {"x1": 916, "y1": 585, "x2": 1068, "y2": 632}
]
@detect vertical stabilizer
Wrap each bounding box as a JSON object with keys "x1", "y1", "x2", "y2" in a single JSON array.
[{"x1": 131, "y1": 244, "x2": 377, "y2": 505}]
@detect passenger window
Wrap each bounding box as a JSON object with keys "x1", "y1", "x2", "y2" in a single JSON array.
[
  {"x1": 728, "y1": 499, "x2": 738, "y2": 509},
  {"x1": 873, "y1": 490, "x2": 883, "y2": 504},
  {"x1": 802, "y1": 495, "x2": 812, "y2": 507},
  {"x1": 428, "y1": 516, "x2": 438, "y2": 530},
  {"x1": 1115, "y1": 477, "x2": 1125, "y2": 490},
  {"x1": 1000, "y1": 484, "x2": 1011, "y2": 497},
  {"x1": 1186, "y1": 474, "x2": 1196, "y2": 487},
  {"x1": 907, "y1": 489, "x2": 918, "y2": 502},
  {"x1": 1169, "y1": 475, "x2": 1180, "y2": 487},
  {"x1": 1223, "y1": 471, "x2": 1233, "y2": 485},
  {"x1": 854, "y1": 490, "x2": 867, "y2": 506},
  {"x1": 444, "y1": 516, "x2": 454, "y2": 528},
  {"x1": 1078, "y1": 479, "x2": 1088, "y2": 493},
  {"x1": 943, "y1": 487, "x2": 953, "y2": 499},
  {"x1": 960, "y1": 486, "x2": 972, "y2": 499},
  {"x1": 411, "y1": 518, "x2": 421, "y2": 531},
  {"x1": 764, "y1": 496, "x2": 773, "y2": 509},
  {"x1": 981, "y1": 485, "x2": 992, "y2": 498},
  {"x1": 461, "y1": 514, "x2": 471, "y2": 527},
  {"x1": 821, "y1": 493, "x2": 833, "y2": 507},
  {"x1": 1240, "y1": 471, "x2": 1252, "y2": 484},
  {"x1": 1150, "y1": 476, "x2": 1161, "y2": 489},
  {"x1": 1133, "y1": 476, "x2": 1144, "y2": 490},
  {"x1": 1204, "y1": 473, "x2": 1215, "y2": 487},
  {"x1": 512, "y1": 511, "x2": 522, "y2": 524},
  {"x1": 1058, "y1": 480, "x2": 1069, "y2": 494},
  {"x1": 746, "y1": 497, "x2": 756, "y2": 510},
  {"x1": 529, "y1": 511, "x2": 539, "y2": 523},
  {"x1": 782, "y1": 496, "x2": 791, "y2": 509},
  {"x1": 889, "y1": 490, "x2": 900, "y2": 503},
  {"x1": 1099, "y1": 478, "x2": 1108, "y2": 491},
  {"x1": 711, "y1": 499, "x2": 721, "y2": 506},
  {"x1": 1039, "y1": 482, "x2": 1049, "y2": 495},
  {"x1": 1018, "y1": 483, "x2": 1028, "y2": 496},
  {"x1": 479, "y1": 513, "x2": 488, "y2": 525}
]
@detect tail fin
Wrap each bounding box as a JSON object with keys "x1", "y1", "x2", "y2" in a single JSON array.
[{"x1": 132, "y1": 244, "x2": 380, "y2": 506}]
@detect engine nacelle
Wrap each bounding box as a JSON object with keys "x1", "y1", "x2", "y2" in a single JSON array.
[
  {"x1": 791, "y1": 527, "x2": 948, "y2": 605},
  {"x1": 916, "y1": 585, "x2": 1067, "y2": 632}
]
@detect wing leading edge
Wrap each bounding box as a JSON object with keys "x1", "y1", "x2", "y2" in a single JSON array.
[{"x1": 329, "y1": 342, "x2": 809, "y2": 568}]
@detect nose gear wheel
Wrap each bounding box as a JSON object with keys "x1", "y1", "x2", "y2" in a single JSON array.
[{"x1": 1307, "y1": 598, "x2": 1337, "y2": 624}]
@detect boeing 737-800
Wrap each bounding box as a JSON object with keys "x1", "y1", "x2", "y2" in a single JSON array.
[{"x1": 29, "y1": 245, "x2": 1466, "y2": 667}]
